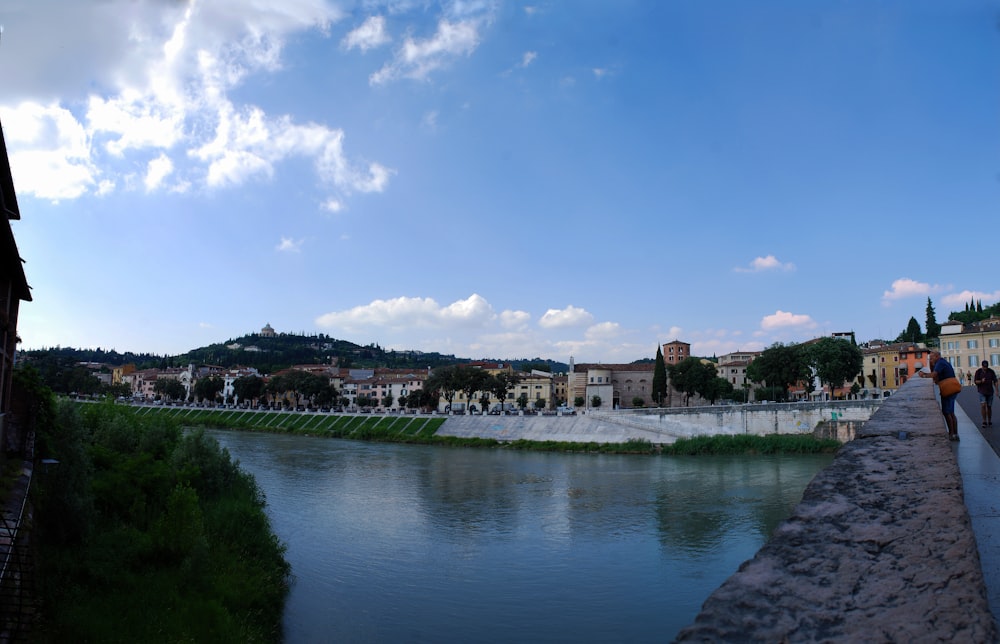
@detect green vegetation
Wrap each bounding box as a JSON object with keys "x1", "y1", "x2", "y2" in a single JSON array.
[
  {"x1": 662, "y1": 434, "x2": 841, "y2": 455},
  {"x1": 29, "y1": 388, "x2": 290, "y2": 641},
  {"x1": 86, "y1": 403, "x2": 841, "y2": 456}
]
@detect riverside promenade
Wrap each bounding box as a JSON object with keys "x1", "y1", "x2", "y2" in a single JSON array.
[{"x1": 675, "y1": 377, "x2": 1000, "y2": 642}]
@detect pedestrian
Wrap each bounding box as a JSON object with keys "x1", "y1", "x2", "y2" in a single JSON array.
[
  {"x1": 920, "y1": 350, "x2": 961, "y2": 441},
  {"x1": 974, "y1": 360, "x2": 999, "y2": 428}
]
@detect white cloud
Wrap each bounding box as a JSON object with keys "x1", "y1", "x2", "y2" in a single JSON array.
[
  {"x1": 592, "y1": 67, "x2": 608, "y2": 79},
  {"x1": 316, "y1": 294, "x2": 495, "y2": 333},
  {"x1": 0, "y1": 0, "x2": 389, "y2": 204},
  {"x1": 322, "y1": 198, "x2": 344, "y2": 213},
  {"x1": 760, "y1": 310, "x2": 817, "y2": 330},
  {"x1": 539, "y1": 305, "x2": 594, "y2": 329},
  {"x1": 144, "y1": 153, "x2": 174, "y2": 192},
  {"x1": 342, "y1": 16, "x2": 391, "y2": 52},
  {"x1": 881, "y1": 278, "x2": 943, "y2": 304},
  {"x1": 521, "y1": 51, "x2": 537, "y2": 67},
  {"x1": 439, "y1": 294, "x2": 495, "y2": 326},
  {"x1": 0, "y1": 102, "x2": 98, "y2": 200},
  {"x1": 315, "y1": 295, "x2": 646, "y2": 363},
  {"x1": 735, "y1": 255, "x2": 796, "y2": 273},
  {"x1": 276, "y1": 237, "x2": 303, "y2": 253},
  {"x1": 941, "y1": 290, "x2": 1000, "y2": 308},
  {"x1": 500, "y1": 310, "x2": 531, "y2": 330},
  {"x1": 370, "y1": 18, "x2": 482, "y2": 85},
  {"x1": 585, "y1": 322, "x2": 621, "y2": 341}
]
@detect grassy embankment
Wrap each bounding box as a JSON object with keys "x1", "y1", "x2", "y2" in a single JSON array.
[{"x1": 119, "y1": 404, "x2": 842, "y2": 455}]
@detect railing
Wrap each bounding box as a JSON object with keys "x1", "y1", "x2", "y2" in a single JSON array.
[{"x1": 0, "y1": 460, "x2": 36, "y2": 641}]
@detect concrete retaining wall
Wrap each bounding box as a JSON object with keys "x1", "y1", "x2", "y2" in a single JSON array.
[
  {"x1": 674, "y1": 377, "x2": 998, "y2": 642},
  {"x1": 435, "y1": 400, "x2": 881, "y2": 444}
]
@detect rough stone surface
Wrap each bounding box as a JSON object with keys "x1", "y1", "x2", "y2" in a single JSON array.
[{"x1": 674, "y1": 377, "x2": 998, "y2": 643}]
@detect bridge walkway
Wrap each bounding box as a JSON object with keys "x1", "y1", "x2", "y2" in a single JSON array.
[{"x1": 956, "y1": 386, "x2": 1000, "y2": 621}]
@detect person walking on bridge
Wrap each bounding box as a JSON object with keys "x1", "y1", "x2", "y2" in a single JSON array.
[
  {"x1": 920, "y1": 350, "x2": 960, "y2": 441},
  {"x1": 974, "y1": 360, "x2": 999, "y2": 428}
]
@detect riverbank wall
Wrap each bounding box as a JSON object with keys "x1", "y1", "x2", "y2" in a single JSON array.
[
  {"x1": 674, "y1": 376, "x2": 998, "y2": 642},
  {"x1": 434, "y1": 399, "x2": 880, "y2": 444}
]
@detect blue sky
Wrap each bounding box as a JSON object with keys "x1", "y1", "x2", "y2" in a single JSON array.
[{"x1": 2, "y1": 0, "x2": 999, "y2": 363}]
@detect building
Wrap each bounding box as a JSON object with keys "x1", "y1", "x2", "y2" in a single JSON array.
[
  {"x1": 0, "y1": 119, "x2": 32, "y2": 449},
  {"x1": 567, "y1": 358, "x2": 657, "y2": 410},
  {"x1": 717, "y1": 350, "x2": 762, "y2": 399},
  {"x1": 663, "y1": 340, "x2": 690, "y2": 364},
  {"x1": 261, "y1": 323, "x2": 276, "y2": 338},
  {"x1": 938, "y1": 317, "x2": 1000, "y2": 384}
]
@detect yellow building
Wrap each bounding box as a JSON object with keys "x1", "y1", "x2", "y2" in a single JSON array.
[{"x1": 939, "y1": 317, "x2": 1000, "y2": 384}]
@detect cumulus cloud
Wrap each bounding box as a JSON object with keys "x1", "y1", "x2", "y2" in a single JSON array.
[
  {"x1": 313, "y1": 294, "x2": 645, "y2": 363},
  {"x1": 760, "y1": 310, "x2": 817, "y2": 330},
  {"x1": 585, "y1": 322, "x2": 621, "y2": 341},
  {"x1": 316, "y1": 294, "x2": 496, "y2": 332},
  {"x1": 0, "y1": 102, "x2": 97, "y2": 200},
  {"x1": 735, "y1": 255, "x2": 796, "y2": 273},
  {"x1": 942, "y1": 290, "x2": 1000, "y2": 308},
  {"x1": 539, "y1": 305, "x2": 594, "y2": 329},
  {"x1": 0, "y1": 0, "x2": 389, "y2": 205},
  {"x1": 144, "y1": 153, "x2": 174, "y2": 191},
  {"x1": 500, "y1": 310, "x2": 531, "y2": 330},
  {"x1": 881, "y1": 278, "x2": 943, "y2": 304},
  {"x1": 342, "y1": 16, "x2": 390, "y2": 52}
]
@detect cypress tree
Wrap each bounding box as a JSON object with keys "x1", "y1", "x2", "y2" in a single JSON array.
[{"x1": 652, "y1": 346, "x2": 667, "y2": 407}]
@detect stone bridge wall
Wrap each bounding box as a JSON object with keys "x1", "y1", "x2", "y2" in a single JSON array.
[{"x1": 674, "y1": 377, "x2": 998, "y2": 642}]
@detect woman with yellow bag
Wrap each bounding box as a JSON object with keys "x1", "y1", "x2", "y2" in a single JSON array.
[{"x1": 920, "y1": 350, "x2": 961, "y2": 441}]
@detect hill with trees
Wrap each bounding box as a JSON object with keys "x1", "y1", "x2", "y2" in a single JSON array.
[{"x1": 21, "y1": 332, "x2": 570, "y2": 376}]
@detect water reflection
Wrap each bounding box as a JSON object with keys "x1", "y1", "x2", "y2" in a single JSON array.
[{"x1": 208, "y1": 430, "x2": 831, "y2": 642}]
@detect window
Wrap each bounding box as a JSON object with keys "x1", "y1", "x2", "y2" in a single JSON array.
[
  {"x1": 969, "y1": 356, "x2": 980, "y2": 368},
  {"x1": 991, "y1": 339, "x2": 1000, "y2": 348},
  {"x1": 968, "y1": 340, "x2": 979, "y2": 349},
  {"x1": 992, "y1": 355, "x2": 1000, "y2": 367}
]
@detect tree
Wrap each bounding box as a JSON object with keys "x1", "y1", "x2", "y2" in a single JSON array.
[
  {"x1": 651, "y1": 346, "x2": 667, "y2": 406},
  {"x1": 456, "y1": 367, "x2": 491, "y2": 414},
  {"x1": 154, "y1": 378, "x2": 186, "y2": 402},
  {"x1": 425, "y1": 365, "x2": 462, "y2": 412},
  {"x1": 193, "y1": 375, "x2": 224, "y2": 404},
  {"x1": 590, "y1": 395, "x2": 602, "y2": 408},
  {"x1": 517, "y1": 393, "x2": 529, "y2": 410},
  {"x1": 808, "y1": 337, "x2": 864, "y2": 400},
  {"x1": 896, "y1": 317, "x2": 923, "y2": 343},
  {"x1": 233, "y1": 375, "x2": 266, "y2": 406},
  {"x1": 632, "y1": 396, "x2": 645, "y2": 408},
  {"x1": 746, "y1": 343, "x2": 810, "y2": 401},
  {"x1": 667, "y1": 358, "x2": 717, "y2": 406},
  {"x1": 703, "y1": 377, "x2": 734, "y2": 404},
  {"x1": 478, "y1": 391, "x2": 491, "y2": 414},
  {"x1": 489, "y1": 372, "x2": 520, "y2": 413},
  {"x1": 925, "y1": 297, "x2": 941, "y2": 339}
]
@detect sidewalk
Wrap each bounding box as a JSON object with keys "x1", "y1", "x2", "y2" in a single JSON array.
[{"x1": 954, "y1": 387, "x2": 1000, "y2": 619}]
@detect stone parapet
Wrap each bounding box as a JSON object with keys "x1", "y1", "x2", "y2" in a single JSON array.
[{"x1": 674, "y1": 377, "x2": 998, "y2": 642}]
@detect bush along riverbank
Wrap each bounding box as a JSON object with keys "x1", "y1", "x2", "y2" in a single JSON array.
[
  {"x1": 103, "y1": 402, "x2": 843, "y2": 455},
  {"x1": 34, "y1": 397, "x2": 290, "y2": 642}
]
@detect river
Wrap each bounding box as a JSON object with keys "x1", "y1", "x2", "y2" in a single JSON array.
[{"x1": 206, "y1": 430, "x2": 832, "y2": 642}]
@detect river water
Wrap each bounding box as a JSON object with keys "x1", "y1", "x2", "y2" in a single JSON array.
[{"x1": 206, "y1": 430, "x2": 832, "y2": 642}]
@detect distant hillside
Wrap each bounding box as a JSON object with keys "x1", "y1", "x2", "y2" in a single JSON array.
[{"x1": 21, "y1": 333, "x2": 570, "y2": 375}]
